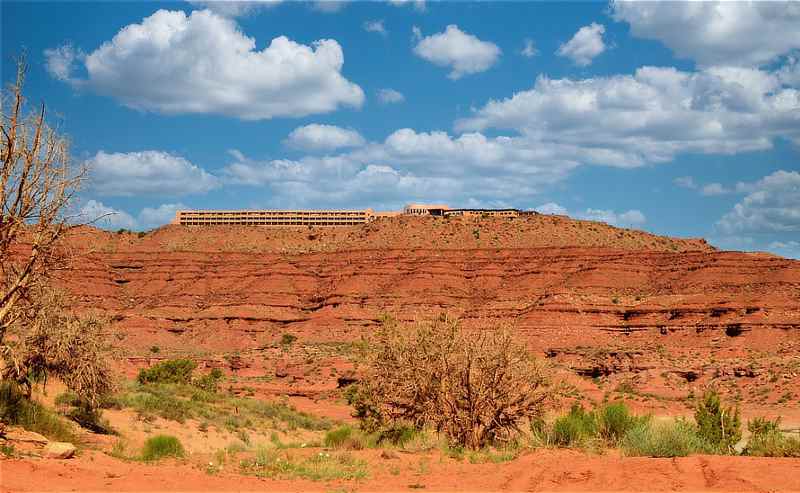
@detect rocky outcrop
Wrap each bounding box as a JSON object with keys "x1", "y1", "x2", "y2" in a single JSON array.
[
  {"x1": 60, "y1": 245, "x2": 800, "y2": 356},
  {"x1": 54, "y1": 218, "x2": 800, "y2": 405}
]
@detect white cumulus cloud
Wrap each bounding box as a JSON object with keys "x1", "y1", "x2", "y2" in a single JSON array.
[
  {"x1": 521, "y1": 38, "x2": 538, "y2": 58},
  {"x1": 138, "y1": 203, "x2": 189, "y2": 229},
  {"x1": 285, "y1": 124, "x2": 366, "y2": 151},
  {"x1": 87, "y1": 150, "x2": 219, "y2": 197},
  {"x1": 579, "y1": 208, "x2": 646, "y2": 227},
  {"x1": 413, "y1": 25, "x2": 501, "y2": 79},
  {"x1": 312, "y1": 1, "x2": 347, "y2": 14},
  {"x1": 221, "y1": 128, "x2": 580, "y2": 209},
  {"x1": 701, "y1": 183, "x2": 730, "y2": 196},
  {"x1": 76, "y1": 200, "x2": 137, "y2": 230},
  {"x1": 377, "y1": 88, "x2": 405, "y2": 104},
  {"x1": 674, "y1": 176, "x2": 697, "y2": 189},
  {"x1": 534, "y1": 203, "x2": 646, "y2": 227},
  {"x1": 717, "y1": 170, "x2": 800, "y2": 234},
  {"x1": 612, "y1": 0, "x2": 800, "y2": 67},
  {"x1": 389, "y1": 0, "x2": 426, "y2": 12},
  {"x1": 363, "y1": 19, "x2": 387, "y2": 36},
  {"x1": 534, "y1": 202, "x2": 568, "y2": 215},
  {"x1": 187, "y1": 1, "x2": 282, "y2": 17},
  {"x1": 47, "y1": 9, "x2": 364, "y2": 120},
  {"x1": 43, "y1": 43, "x2": 83, "y2": 82},
  {"x1": 456, "y1": 65, "x2": 800, "y2": 167},
  {"x1": 76, "y1": 200, "x2": 188, "y2": 230},
  {"x1": 557, "y1": 23, "x2": 606, "y2": 67}
]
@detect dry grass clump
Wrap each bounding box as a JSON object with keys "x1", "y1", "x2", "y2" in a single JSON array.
[
  {"x1": 351, "y1": 315, "x2": 552, "y2": 449},
  {"x1": 621, "y1": 419, "x2": 713, "y2": 457},
  {"x1": 240, "y1": 447, "x2": 368, "y2": 481}
]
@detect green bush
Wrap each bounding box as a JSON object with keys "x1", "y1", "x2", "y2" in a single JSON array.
[
  {"x1": 745, "y1": 417, "x2": 800, "y2": 457},
  {"x1": 141, "y1": 435, "x2": 185, "y2": 461},
  {"x1": 137, "y1": 359, "x2": 197, "y2": 385},
  {"x1": 596, "y1": 402, "x2": 647, "y2": 444},
  {"x1": 324, "y1": 425, "x2": 354, "y2": 448},
  {"x1": 622, "y1": 419, "x2": 711, "y2": 457},
  {"x1": 323, "y1": 425, "x2": 376, "y2": 450},
  {"x1": 551, "y1": 404, "x2": 597, "y2": 447},
  {"x1": 694, "y1": 390, "x2": 741, "y2": 453},
  {"x1": 0, "y1": 382, "x2": 76, "y2": 442}
]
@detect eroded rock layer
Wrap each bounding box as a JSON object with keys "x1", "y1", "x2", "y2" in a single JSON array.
[{"x1": 59, "y1": 217, "x2": 800, "y2": 409}]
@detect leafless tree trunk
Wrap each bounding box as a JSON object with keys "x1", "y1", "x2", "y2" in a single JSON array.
[{"x1": 1, "y1": 56, "x2": 86, "y2": 377}]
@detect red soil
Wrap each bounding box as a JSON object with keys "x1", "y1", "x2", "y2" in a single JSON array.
[{"x1": 3, "y1": 448, "x2": 799, "y2": 492}]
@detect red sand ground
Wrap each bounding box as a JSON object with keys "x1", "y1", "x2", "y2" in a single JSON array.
[
  {"x1": 2, "y1": 215, "x2": 799, "y2": 492},
  {"x1": 4, "y1": 448, "x2": 800, "y2": 492}
]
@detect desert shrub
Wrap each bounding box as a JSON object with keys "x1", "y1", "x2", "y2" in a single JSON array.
[
  {"x1": 694, "y1": 389, "x2": 741, "y2": 453},
  {"x1": 117, "y1": 387, "x2": 193, "y2": 423},
  {"x1": 194, "y1": 368, "x2": 224, "y2": 393},
  {"x1": 137, "y1": 359, "x2": 197, "y2": 385},
  {"x1": 353, "y1": 315, "x2": 552, "y2": 449},
  {"x1": 744, "y1": 417, "x2": 800, "y2": 457},
  {"x1": 280, "y1": 333, "x2": 297, "y2": 346},
  {"x1": 596, "y1": 402, "x2": 647, "y2": 444},
  {"x1": 323, "y1": 425, "x2": 377, "y2": 450},
  {"x1": 551, "y1": 404, "x2": 598, "y2": 447},
  {"x1": 3, "y1": 290, "x2": 115, "y2": 409},
  {"x1": 54, "y1": 390, "x2": 115, "y2": 434},
  {"x1": 324, "y1": 425, "x2": 355, "y2": 448},
  {"x1": 0, "y1": 381, "x2": 76, "y2": 442},
  {"x1": 64, "y1": 403, "x2": 115, "y2": 434},
  {"x1": 748, "y1": 416, "x2": 781, "y2": 435},
  {"x1": 379, "y1": 424, "x2": 420, "y2": 447},
  {"x1": 141, "y1": 434, "x2": 185, "y2": 461},
  {"x1": 232, "y1": 397, "x2": 331, "y2": 431},
  {"x1": 534, "y1": 401, "x2": 646, "y2": 449},
  {"x1": 622, "y1": 419, "x2": 711, "y2": 457},
  {"x1": 115, "y1": 380, "x2": 330, "y2": 430}
]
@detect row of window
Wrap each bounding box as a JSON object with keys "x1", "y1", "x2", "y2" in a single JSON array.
[{"x1": 181, "y1": 221, "x2": 366, "y2": 226}]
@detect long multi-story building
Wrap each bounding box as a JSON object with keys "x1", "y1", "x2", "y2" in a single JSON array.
[
  {"x1": 173, "y1": 209, "x2": 375, "y2": 226},
  {"x1": 173, "y1": 204, "x2": 534, "y2": 226}
]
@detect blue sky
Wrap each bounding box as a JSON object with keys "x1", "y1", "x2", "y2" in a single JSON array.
[{"x1": 2, "y1": 1, "x2": 799, "y2": 257}]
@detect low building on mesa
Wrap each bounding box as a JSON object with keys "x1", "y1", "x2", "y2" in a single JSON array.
[
  {"x1": 173, "y1": 209, "x2": 374, "y2": 226},
  {"x1": 173, "y1": 204, "x2": 534, "y2": 226}
]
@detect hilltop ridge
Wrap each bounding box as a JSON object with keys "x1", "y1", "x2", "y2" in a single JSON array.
[{"x1": 75, "y1": 213, "x2": 715, "y2": 255}]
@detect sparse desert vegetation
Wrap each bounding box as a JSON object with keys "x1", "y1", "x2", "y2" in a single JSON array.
[{"x1": 350, "y1": 315, "x2": 551, "y2": 449}]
